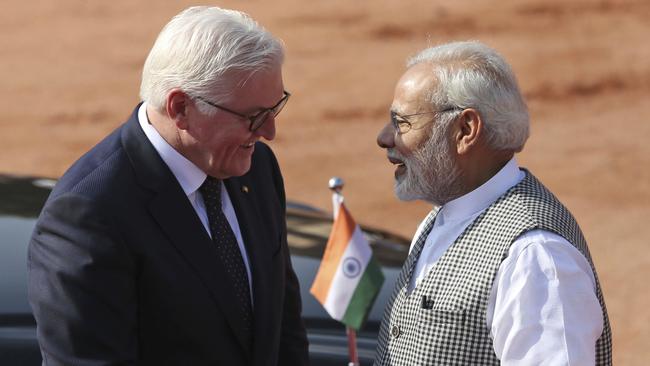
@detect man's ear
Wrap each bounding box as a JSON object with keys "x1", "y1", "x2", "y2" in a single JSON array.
[
  {"x1": 454, "y1": 108, "x2": 483, "y2": 155},
  {"x1": 166, "y1": 89, "x2": 190, "y2": 130}
]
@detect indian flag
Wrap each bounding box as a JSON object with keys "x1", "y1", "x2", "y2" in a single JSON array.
[{"x1": 310, "y1": 194, "x2": 385, "y2": 330}]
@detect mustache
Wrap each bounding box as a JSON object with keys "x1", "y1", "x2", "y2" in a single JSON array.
[{"x1": 387, "y1": 149, "x2": 406, "y2": 161}]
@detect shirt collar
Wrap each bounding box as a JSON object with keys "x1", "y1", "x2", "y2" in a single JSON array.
[
  {"x1": 438, "y1": 158, "x2": 525, "y2": 222},
  {"x1": 137, "y1": 103, "x2": 206, "y2": 196}
]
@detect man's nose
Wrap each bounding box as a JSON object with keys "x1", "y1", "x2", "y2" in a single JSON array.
[
  {"x1": 255, "y1": 115, "x2": 276, "y2": 141},
  {"x1": 377, "y1": 121, "x2": 395, "y2": 149}
]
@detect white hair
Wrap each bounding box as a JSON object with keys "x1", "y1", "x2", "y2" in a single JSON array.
[
  {"x1": 408, "y1": 41, "x2": 529, "y2": 152},
  {"x1": 139, "y1": 6, "x2": 285, "y2": 113}
]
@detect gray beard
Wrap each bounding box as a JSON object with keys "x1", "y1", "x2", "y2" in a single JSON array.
[{"x1": 393, "y1": 124, "x2": 463, "y2": 206}]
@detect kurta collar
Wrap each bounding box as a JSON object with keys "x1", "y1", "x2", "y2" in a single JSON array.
[{"x1": 437, "y1": 158, "x2": 525, "y2": 223}]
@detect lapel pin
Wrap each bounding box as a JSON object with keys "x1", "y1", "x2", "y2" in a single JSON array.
[{"x1": 241, "y1": 185, "x2": 249, "y2": 193}]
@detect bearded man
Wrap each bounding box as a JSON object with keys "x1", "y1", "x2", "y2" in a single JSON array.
[{"x1": 373, "y1": 41, "x2": 612, "y2": 365}]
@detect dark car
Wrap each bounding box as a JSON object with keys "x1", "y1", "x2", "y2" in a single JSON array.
[{"x1": 0, "y1": 174, "x2": 409, "y2": 365}]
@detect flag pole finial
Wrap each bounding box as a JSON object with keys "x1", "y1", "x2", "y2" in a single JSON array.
[{"x1": 328, "y1": 177, "x2": 345, "y2": 193}]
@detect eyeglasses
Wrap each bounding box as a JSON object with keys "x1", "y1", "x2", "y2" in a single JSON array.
[
  {"x1": 196, "y1": 90, "x2": 291, "y2": 132},
  {"x1": 390, "y1": 106, "x2": 463, "y2": 134}
]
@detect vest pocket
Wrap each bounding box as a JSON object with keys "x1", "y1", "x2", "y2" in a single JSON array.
[
  {"x1": 418, "y1": 308, "x2": 466, "y2": 326},
  {"x1": 410, "y1": 309, "x2": 468, "y2": 364}
]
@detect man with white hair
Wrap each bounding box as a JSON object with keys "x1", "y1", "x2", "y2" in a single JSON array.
[
  {"x1": 374, "y1": 41, "x2": 611, "y2": 365},
  {"x1": 28, "y1": 6, "x2": 308, "y2": 365}
]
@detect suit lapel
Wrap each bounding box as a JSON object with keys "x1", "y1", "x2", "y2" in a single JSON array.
[{"x1": 120, "y1": 108, "x2": 253, "y2": 356}]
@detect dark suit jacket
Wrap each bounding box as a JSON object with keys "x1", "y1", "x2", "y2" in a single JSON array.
[{"x1": 27, "y1": 105, "x2": 309, "y2": 365}]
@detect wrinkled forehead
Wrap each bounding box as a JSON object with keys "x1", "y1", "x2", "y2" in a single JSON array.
[{"x1": 392, "y1": 63, "x2": 438, "y2": 113}]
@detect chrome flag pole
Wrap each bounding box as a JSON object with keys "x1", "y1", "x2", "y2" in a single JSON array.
[{"x1": 327, "y1": 177, "x2": 360, "y2": 366}]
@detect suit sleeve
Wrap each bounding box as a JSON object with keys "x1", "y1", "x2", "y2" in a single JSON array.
[
  {"x1": 27, "y1": 193, "x2": 138, "y2": 366},
  {"x1": 266, "y1": 146, "x2": 310, "y2": 365}
]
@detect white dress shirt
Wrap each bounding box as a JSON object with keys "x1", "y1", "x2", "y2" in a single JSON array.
[
  {"x1": 137, "y1": 103, "x2": 254, "y2": 300},
  {"x1": 408, "y1": 158, "x2": 603, "y2": 365}
]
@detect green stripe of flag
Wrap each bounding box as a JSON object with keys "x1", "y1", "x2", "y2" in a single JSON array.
[{"x1": 341, "y1": 256, "x2": 385, "y2": 330}]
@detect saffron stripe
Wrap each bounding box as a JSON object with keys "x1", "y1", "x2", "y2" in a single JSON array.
[
  {"x1": 322, "y1": 225, "x2": 372, "y2": 318},
  {"x1": 310, "y1": 204, "x2": 356, "y2": 302}
]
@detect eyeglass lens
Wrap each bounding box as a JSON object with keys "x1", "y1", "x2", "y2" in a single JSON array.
[
  {"x1": 390, "y1": 111, "x2": 411, "y2": 134},
  {"x1": 251, "y1": 93, "x2": 289, "y2": 131}
]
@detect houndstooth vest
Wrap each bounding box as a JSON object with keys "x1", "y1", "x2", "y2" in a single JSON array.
[{"x1": 374, "y1": 170, "x2": 612, "y2": 365}]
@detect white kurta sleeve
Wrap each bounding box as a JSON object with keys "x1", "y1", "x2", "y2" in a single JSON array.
[{"x1": 487, "y1": 230, "x2": 603, "y2": 365}]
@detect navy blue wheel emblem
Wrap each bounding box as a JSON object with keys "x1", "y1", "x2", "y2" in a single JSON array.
[{"x1": 342, "y1": 257, "x2": 362, "y2": 278}]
